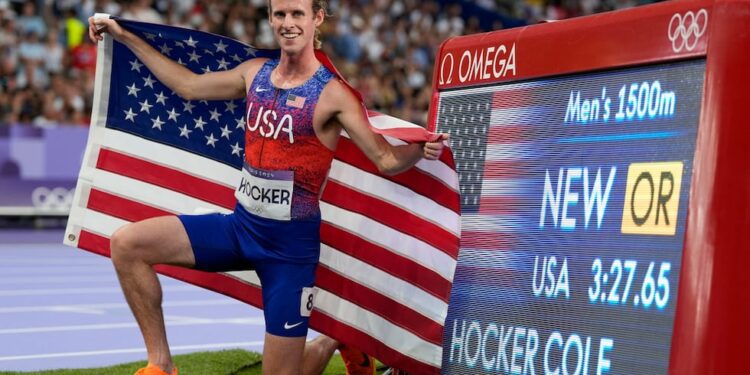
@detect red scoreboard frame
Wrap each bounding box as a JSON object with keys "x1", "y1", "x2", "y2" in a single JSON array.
[{"x1": 428, "y1": 0, "x2": 750, "y2": 373}]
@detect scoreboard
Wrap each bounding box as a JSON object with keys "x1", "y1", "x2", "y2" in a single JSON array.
[{"x1": 430, "y1": 0, "x2": 750, "y2": 374}]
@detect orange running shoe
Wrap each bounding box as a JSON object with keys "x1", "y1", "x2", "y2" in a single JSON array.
[
  {"x1": 133, "y1": 364, "x2": 178, "y2": 375},
  {"x1": 339, "y1": 345, "x2": 375, "y2": 375}
]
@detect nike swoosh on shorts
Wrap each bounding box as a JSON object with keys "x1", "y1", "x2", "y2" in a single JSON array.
[{"x1": 284, "y1": 321, "x2": 303, "y2": 329}]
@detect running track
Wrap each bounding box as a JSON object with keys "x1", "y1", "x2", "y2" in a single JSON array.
[{"x1": 0, "y1": 229, "x2": 316, "y2": 372}]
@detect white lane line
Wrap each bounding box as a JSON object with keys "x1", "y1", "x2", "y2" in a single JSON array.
[
  {"x1": 0, "y1": 266, "x2": 115, "y2": 275},
  {"x1": 0, "y1": 285, "x2": 200, "y2": 297},
  {"x1": 0, "y1": 276, "x2": 117, "y2": 285},
  {"x1": 0, "y1": 245, "x2": 69, "y2": 250},
  {"x1": 0, "y1": 316, "x2": 265, "y2": 334},
  {"x1": 0, "y1": 259, "x2": 107, "y2": 265},
  {"x1": 0, "y1": 341, "x2": 265, "y2": 362},
  {"x1": 0, "y1": 299, "x2": 243, "y2": 314}
]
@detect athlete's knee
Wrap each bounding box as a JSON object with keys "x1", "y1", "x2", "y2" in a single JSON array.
[{"x1": 110, "y1": 224, "x2": 142, "y2": 264}]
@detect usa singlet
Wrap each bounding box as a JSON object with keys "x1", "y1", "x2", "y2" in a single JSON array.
[
  {"x1": 178, "y1": 58, "x2": 336, "y2": 337},
  {"x1": 237, "y1": 58, "x2": 336, "y2": 221}
]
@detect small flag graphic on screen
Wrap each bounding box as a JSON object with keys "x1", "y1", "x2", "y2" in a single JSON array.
[{"x1": 286, "y1": 94, "x2": 306, "y2": 108}]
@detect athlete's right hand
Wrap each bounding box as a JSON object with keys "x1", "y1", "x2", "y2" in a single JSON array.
[{"x1": 88, "y1": 16, "x2": 125, "y2": 43}]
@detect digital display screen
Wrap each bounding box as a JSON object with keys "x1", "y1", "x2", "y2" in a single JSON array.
[{"x1": 438, "y1": 59, "x2": 705, "y2": 374}]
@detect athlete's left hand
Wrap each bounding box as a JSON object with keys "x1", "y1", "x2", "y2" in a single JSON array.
[{"x1": 422, "y1": 134, "x2": 449, "y2": 160}]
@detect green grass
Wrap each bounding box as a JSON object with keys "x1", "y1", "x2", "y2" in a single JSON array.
[{"x1": 0, "y1": 350, "x2": 350, "y2": 375}]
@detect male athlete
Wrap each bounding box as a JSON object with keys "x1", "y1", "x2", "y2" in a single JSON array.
[{"x1": 88, "y1": 0, "x2": 446, "y2": 374}]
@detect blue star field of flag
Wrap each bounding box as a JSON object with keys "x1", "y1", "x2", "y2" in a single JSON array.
[
  {"x1": 105, "y1": 19, "x2": 278, "y2": 168},
  {"x1": 435, "y1": 92, "x2": 493, "y2": 213}
]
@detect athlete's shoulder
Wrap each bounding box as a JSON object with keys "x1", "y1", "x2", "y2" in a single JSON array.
[
  {"x1": 239, "y1": 57, "x2": 272, "y2": 83},
  {"x1": 321, "y1": 78, "x2": 360, "y2": 109}
]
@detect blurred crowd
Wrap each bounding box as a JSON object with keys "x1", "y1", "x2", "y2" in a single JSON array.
[{"x1": 0, "y1": 0, "x2": 655, "y2": 127}]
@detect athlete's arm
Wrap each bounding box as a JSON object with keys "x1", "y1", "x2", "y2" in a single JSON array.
[
  {"x1": 322, "y1": 80, "x2": 447, "y2": 176},
  {"x1": 88, "y1": 17, "x2": 252, "y2": 101}
]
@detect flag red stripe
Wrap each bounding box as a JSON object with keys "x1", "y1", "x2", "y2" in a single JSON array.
[
  {"x1": 373, "y1": 127, "x2": 442, "y2": 143},
  {"x1": 365, "y1": 111, "x2": 436, "y2": 143},
  {"x1": 491, "y1": 87, "x2": 537, "y2": 109},
  {"x1": 478, "y1": 196, "x2": 522, "y2": 215},
  {"x1": 438, "y1": 147, "x2": 456, "y2": 170},
  {"x1": 335, "y1": 138, "x2": 459, "y2": 214},
  {"x1": 78, "y1": 229, "x2": 112, "y2": 257},
  {"x1": 96, "y1": 148, "x2": 236, "y2": 210},
  {"x1": 454, "y1": 264, "x2": 516, "y2": 286},
  {"x1": 87, "y1": 189, "x2": 174, "y2": 222},
  {"x1": 321, "y1": 180, "x2": 458, "y2": 259},
  {"x1": 155, "y1": 265, "x2": 264, "y2": 309},
  {"x1": 310, "y1": 312, "x2": 439, "y2": 375},
  {"x1": 460, "y1": 230, "x2": 515, "y2": 250},
  {"x1": 76, "y1": 229, "x2": 264, "y2": 308},
  {"x1": 320, "y1": 223, "x2": 451, "y2": 301},
  {"x1": 315, "y1": 266, "x2": 443, "y2": 345},
  {"x1": 483, "y1": 160, "x2": 531, "y2": 179},
  {"x1": 487, "y1": 124, "x2": 538, "y2": 144}
]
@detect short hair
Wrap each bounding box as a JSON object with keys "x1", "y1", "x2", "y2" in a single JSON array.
[{"x1": 267, "y1": 0, "x2": 329, "y2": 49}]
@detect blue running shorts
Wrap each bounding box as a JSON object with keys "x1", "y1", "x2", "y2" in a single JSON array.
[{"x1": 178, "y1": 204, "x2": 320, "y2": 337}]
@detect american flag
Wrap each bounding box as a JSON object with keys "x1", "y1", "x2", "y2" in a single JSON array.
[
  {"x1": 434, "y1": 86, "x2": 535, "y2": 307},
  {"x1": 63, "y1": 18, "x2": 459, "y2": 374},
  {"x1": 286, "y1": 93, "x2": 306, "y2": 108}
]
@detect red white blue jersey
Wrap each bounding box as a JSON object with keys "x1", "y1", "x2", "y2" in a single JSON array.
[{"x1": 242, "y1": 59, "x2": 336, "y2": 220}]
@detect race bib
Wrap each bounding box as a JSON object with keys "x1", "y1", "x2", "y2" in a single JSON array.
[
  {"x1": 300, "y1": 287, "x2": 317, "y2": 317},
  {"x1": 235, "y1": 164, "x2": 294, "y2": 221}
]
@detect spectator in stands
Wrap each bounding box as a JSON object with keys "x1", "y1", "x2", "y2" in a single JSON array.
[
  {"x1": 0, "y1": 0, "x2": 654, "y2": 133},
  {"x1": 9, "y1": 86, "x2": 43, "y2": 125},
  {"x1": 0, "y1": 9, "x2": 18, "y2": 83},
  {"x1": 44, "y1": 28, "x2": 65, "y2": 75},
  {"x1": 69, "y1": 35, "x2": 97, "y2": 74},
  {"x1": 63, "y1": 8, "x2": 86, "y2": 49},
  {"x1": 16, "y1": 2, "x2": 46, "y2": 37},
  {"x1": 122, "y1": 0, "x2": 164, "y2": 24},
  {"x1": 17, "y1": 30, "x2": 47, "y2": 89}
]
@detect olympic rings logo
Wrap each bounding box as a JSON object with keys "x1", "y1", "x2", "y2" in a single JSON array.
[
  {"x1": 668, "y1": 9, "x2": 708, "y2": 53},
  {"x1": 31, "y1": 187, "x2": 74, "y2": 210}
]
